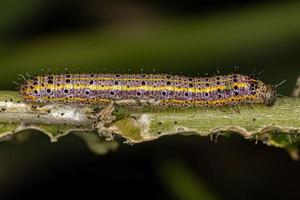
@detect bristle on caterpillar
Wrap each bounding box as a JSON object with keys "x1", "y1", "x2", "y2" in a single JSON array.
[{"x1": 19, "y1": 73, "x2": 277, "y2": 107}]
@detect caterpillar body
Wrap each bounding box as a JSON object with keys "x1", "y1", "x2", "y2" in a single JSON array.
[{"x1": 20, "y1": 73, "x2": 276, "y2": 107}]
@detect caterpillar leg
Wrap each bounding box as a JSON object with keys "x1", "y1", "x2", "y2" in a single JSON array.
[{"x1": 94, "y1": 101, "x2": 116, "y2": 141}]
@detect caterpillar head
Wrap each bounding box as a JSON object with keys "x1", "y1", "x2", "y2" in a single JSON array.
[{"x1": 264, "y1": 85, "x2": 277, "y2": 106}]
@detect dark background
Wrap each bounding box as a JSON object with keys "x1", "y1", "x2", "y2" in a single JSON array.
[{"x1": 0, "y1": 0, "x2": 299, "y2": 199}]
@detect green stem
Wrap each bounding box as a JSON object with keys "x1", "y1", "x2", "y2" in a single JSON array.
[{"x1": 0, "y1": 91, "x2": 299, "y2": 155}]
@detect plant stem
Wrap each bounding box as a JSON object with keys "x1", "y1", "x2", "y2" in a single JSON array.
[{"x1": 0, "y1": 91, "x2": 299, "y2": 153}]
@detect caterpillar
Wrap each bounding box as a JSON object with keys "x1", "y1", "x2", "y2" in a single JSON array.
[{"x1": 19, "y1": 73, "x2": 276, "y2": 107}]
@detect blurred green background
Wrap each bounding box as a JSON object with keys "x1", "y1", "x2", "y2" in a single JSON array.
[{"x1": 0, "y1": 0, "x2": 299, "y2": 199}]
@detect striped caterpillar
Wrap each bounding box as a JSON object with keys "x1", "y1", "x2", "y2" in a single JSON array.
[{"x1": 20, "y1": 73, "x2": 277, "y2": 107}]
